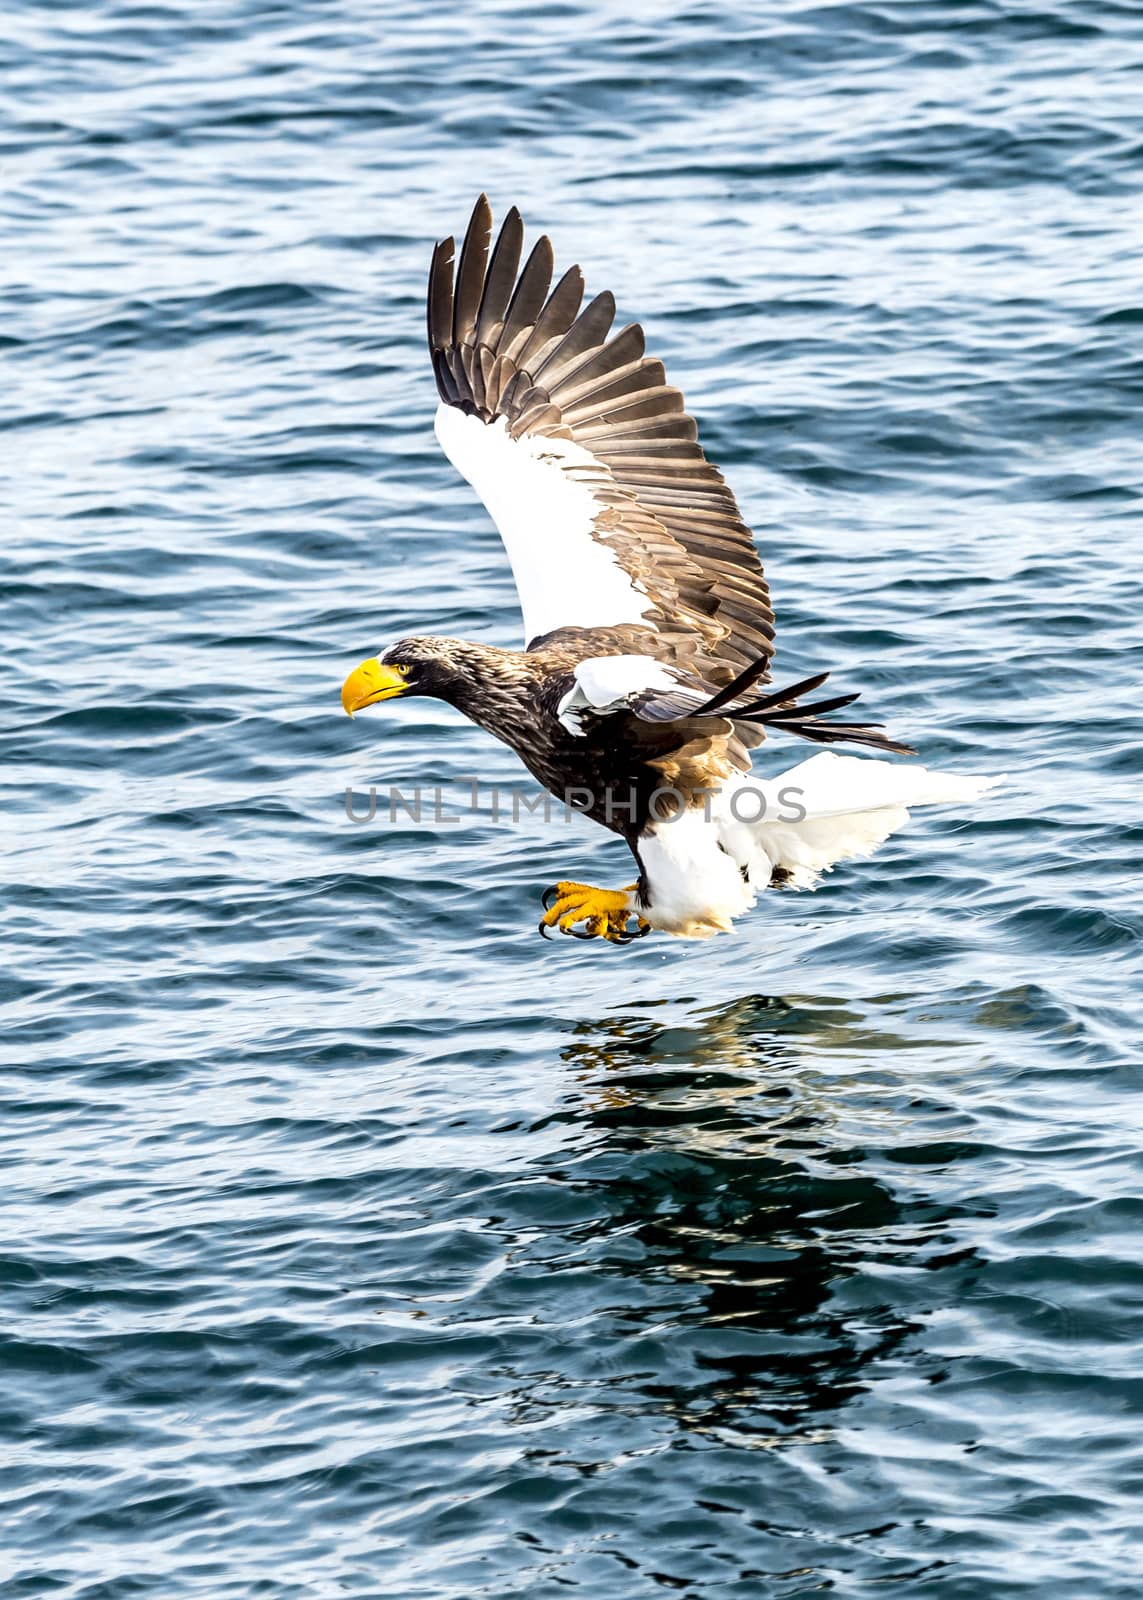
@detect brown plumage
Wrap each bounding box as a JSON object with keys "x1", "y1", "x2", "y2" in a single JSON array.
[{"x1": 338, "y1": 196, "x2": 983, "y2": 946}]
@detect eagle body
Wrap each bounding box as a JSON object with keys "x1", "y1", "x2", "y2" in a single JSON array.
[
  {"x1": 341, "y1": 198, "x2": 1001, "y2": 943},
  {"x1": 373, "y1": 633, "x2": 738, "y2": 835},
  {"x1": 363, "y1": 633, "x2": 766, "y2": 937}
]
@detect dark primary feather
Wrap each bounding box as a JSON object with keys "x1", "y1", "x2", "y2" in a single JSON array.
[
  {"x1": 511, "y1": 265, "x2": 586, "y2": 376},
  {"x1": 499, "y1": 236, "x2": 555, "y2": 353},
  {"x1": 452, "y1": 194, "x2": 492, "y2": 349},
  {"x1": 627, "y1": 666, "x2": 912, "y2": 755},
  {"x1": 475, "y1": 205, "x2": 523, "y2": 346},
  {"x1": 427, "y1": 237, "x2": 454, "y2": 358},
  {"x1": 733, "y1": 671, "x2": 830, "y2": 715},
  {"x1": 770, "y1": 721, "x2": 915, "y2": 756},
  {"x1": 533, "y1": 291, "x2": 616, "y2": 384},
  {"x1": 756, "y1": 692, "x2": 860, "y2": 720},
  {"x1": 693, "y1": 653, "x2": 782, "y2": 715},
  {"x1": 634, "y1": 667, "x2": 831, "y2": 724}
]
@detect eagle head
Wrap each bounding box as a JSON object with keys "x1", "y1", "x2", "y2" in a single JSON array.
[{"x1": 340, "y1": 636, "x2": 487, "y2": 716}]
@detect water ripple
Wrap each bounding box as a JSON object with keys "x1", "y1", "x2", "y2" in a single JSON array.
[{"x1": 3, "y1": 1, "x2": 1143, "y2": 1596}]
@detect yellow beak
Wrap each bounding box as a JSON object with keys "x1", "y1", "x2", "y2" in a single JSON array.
[{"x1": 341, "y1": 658, "x2": 408, "y2": 717}]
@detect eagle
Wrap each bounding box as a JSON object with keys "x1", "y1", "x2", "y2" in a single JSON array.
[{"x1": 341, "y1": 196, "x2": 998, "y2": 943}]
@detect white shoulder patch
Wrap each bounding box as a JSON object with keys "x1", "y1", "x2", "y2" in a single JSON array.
[
  {"x1": 557, "y1": 654, "x2": 680, "y2": 736},
  {"x1": 434, "y1": 405, "x2": 652, "y2": 645}
]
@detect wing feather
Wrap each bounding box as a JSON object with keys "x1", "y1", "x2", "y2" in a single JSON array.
[
  {"x1": 428, "y1": 196, "x2": 776, "y2": 684},
  {"x1": 475, "y1": 206, "x2": 523, "y2": 346},
  {"x1": 498, "y1": 237, "x2": 555, "y2": 353},
  {"x1": 512, "y1": 265, "x2": 585, "y2": 371},
  {"x1": 560, "y1": 366, "x2": 669, "y2": 418},
  {"x1": 533, "y1": 291, "x2": 616, "y2": 384},
  {"x1": 451, "y1": 195, "x2": 492, "y2": 350},
  {"x1": 427, "y1": 238, "x2": 455, "y2": 355}
]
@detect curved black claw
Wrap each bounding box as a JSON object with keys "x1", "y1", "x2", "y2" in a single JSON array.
[
  {"x1": 541, "y1": 884, "x2": 560, "y2": 911},
  {"x1": 614, "y1": 923, "x2": 651, "y2": 944},
  {"x1": 538, "y1": 916, "x2": 593, "y2": 942}
]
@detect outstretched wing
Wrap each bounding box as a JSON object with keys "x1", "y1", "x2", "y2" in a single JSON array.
[{"x1": 428, "y1": 196, "x2": 775, "y2": 689}]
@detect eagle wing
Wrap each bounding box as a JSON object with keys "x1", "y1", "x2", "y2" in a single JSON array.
[{"x1": 427, "y1": 196, "x2": 775, "y2": 690}]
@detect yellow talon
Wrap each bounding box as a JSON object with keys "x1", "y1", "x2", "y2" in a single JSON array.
[{"x1": 539, "y1": 881, "x2": 650, "y2": 944}]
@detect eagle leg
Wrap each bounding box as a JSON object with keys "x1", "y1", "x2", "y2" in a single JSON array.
[{"x1": 538, "y1": 882, "x2": 650, "y2": 944}]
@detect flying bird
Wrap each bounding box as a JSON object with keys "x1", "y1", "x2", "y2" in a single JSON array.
[{"x1": 341, "y1": 196, "x2": 998, "y2": 942}]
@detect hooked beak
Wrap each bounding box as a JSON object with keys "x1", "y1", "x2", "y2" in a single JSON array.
[{"x1": 341, "y1": 658, "x2": 408, "y2": 717}]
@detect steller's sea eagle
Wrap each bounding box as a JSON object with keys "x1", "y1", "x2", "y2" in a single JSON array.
[{"x1": 341, "y1": 196, "x2": 999, "y2": 943}]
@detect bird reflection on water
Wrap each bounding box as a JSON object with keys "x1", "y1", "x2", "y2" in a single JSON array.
[{"x1": 546, "y1": 993, "x2": 977, "y2": 1447}]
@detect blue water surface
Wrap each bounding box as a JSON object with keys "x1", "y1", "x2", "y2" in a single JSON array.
[{"x1": 3, "y1": 2, "x2": 1142, "y2": 1596}]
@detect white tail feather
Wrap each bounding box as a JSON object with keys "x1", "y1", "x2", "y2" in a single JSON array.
[
  {"x1": 637, "y1": 752, "x2": 1004, "y2": 937},
  {"x1": 717, "y1": 752, "x2": 1004, "y2": 892}
]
